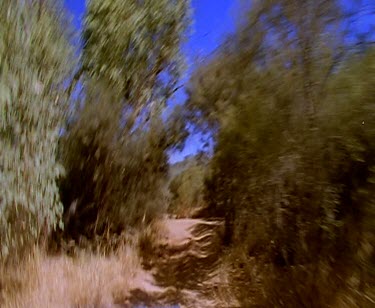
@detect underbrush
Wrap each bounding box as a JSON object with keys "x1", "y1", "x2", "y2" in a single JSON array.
[
  {"x1": 0, "y1": 229, "x2": 154, "y2": 308},
  {"x1": 224, "y1": 246, "x2": 375, "y2": 308},
  {"x1": 168, "y1": 157, "x2": 208, "y2": 219},
  {"x1": 138, "y1": 220, "x2": 168, "y2": 269}
]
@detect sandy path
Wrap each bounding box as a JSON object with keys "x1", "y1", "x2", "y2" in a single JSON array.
[{"x1": 128, "y1": 218, "x2": 239, "y2": 308}]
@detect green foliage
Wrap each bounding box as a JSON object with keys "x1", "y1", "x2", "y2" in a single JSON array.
[
  {"x1": 168, "y1": 155, "x2": 208, "y2": 217},
  {"x1": 83, "y1": 0, "x2": 191, "y2": 131},
  {"x1": 187, "y1": 0, "x2": 375, "y2": 306},
  {"x1": 0, "y1": 0, "x2": 75, "y2": 259},
  {"x1": 59, "y1": 0, "x2": 191, "y2": 239},
  {"x1": 59, "y1": 95, "x2": 171, "y2": 237}
]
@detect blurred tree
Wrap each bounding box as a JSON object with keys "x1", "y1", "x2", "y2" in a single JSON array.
[
  {"x1": 186, "y1": 0, "x2": 375, "y2": 306},
  {"x1": 187, "y1": 0, "x2": 374, "y2": 134},
  {"x1": 59, "y1": 0, "x2": 192, "y2": 239},
  {"x1": 82, "y1": 0, "x2": 191, "y2": 133},
  {"x1": 0, "y1": 0, "x2": 76, "y2": 259}
]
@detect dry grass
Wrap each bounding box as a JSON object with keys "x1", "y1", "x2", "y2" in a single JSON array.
[
  {"x1": 0, "y1": 221, "x2": 174, "y2": 308},
  {"x1": 0, "y1": 242, "x2": 145, "y2": 307},
  {"x1": 0, "y1": 214, "x2": 241, "y2": 307},
  {"x1": 222, "y1": 246, "x2": 375, "y2": 308}
]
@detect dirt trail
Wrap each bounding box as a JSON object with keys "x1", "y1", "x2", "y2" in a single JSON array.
[{"x1": 128, "y1": 218, "x2": 238, "y2": 308}]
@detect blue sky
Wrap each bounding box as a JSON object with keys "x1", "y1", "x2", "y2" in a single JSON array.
[{"x1": 64, "y1": 0, "x2": 237, "y2": 163}]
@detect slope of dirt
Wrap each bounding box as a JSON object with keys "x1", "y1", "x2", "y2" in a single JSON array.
[{"x1": 129, "y1": 218, "x2": 239, "y2": 308}]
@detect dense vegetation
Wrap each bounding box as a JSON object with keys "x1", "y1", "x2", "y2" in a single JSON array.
[
  {"x1": 0, "y1": 0, "x2": 374, "y2": 306},
  {"x1": 168, "y1": 154, "x2": 208, "y2": 217},
  {"x1": 0, "y1": 0, "x2": 75, "y2": 259},
  {"x1": 0, "y1": 0, "x2": 191, "y2": 256},
  {"x1": 186, "y1": 0, "x2": 375, "y2": 306},
  {"x1": 59, "y1": 0, "x2": 191, "y2": 240}
]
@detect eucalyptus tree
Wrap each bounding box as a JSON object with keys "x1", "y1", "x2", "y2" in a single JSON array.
[
  {"x1": 60, "y1": 0, "x2": 192, "y2": 237},
  {"x1": 0, "y1": 0, "x2": 75, "y2": 258}
]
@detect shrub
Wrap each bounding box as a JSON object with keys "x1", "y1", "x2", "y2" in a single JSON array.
[
  {"x1": 186, "y1": 0, "x2": 375, "y2": 304},
  {"x1": 57, "y1": 0, "x2": 191, "y2": 241},
  {"x1": 59, "y1": 96, "x2": 170, "y2": 238},
  {"x1": 168, "y1": 156, "x2": 208, "y2": 217}
]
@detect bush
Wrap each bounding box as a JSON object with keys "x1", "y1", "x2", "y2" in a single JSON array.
[
  {"x1": 168, "y1": 155, "x2": 207, "y2": 217},
  {"x1": 59, "y1": 93, "x2": 170, "y2": 239},
  {"x1": 201, "y1": 50, "x2": 375, "y2": 307},
  {"x1": 185, "y1": 0, "x2": 375, "y2": 302}
]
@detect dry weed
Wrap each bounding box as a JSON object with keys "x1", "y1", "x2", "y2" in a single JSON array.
[{"x1": 0, "y1": 243, "x2": 143, "y2": 308}]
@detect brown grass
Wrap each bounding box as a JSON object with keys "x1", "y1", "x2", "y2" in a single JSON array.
[
  {"x1": 0, "y1": 241, "x2": 146, "y2": 307},
  {"x1": 0, "y1": 217, "x2": 266, "y2": 308}
]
